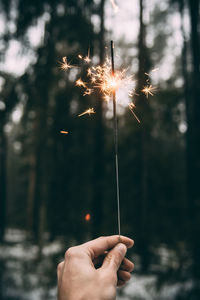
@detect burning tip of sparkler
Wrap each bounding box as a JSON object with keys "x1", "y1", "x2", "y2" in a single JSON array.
[
  {"x1": 142, "y1": 85, "x2": 156, "y2": 98},
  {"x1": 58, "y1": 56, "x2": 74, "y2": 71},
  {"x1": 85, "y1": 213, "x2": 91, "y2": 222},
  {"x1": 78, "y1": 108, "x2": 95, "y2": 117},
  {"x1": 60, "y1": 130, "x2": 69, "y2": 134}
]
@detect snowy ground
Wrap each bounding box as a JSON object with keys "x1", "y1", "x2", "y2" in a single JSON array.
[{"x1": 0, "y1": 229, "x2": 194, "y2": 300}]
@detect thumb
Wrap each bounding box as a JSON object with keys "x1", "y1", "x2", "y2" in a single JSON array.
[{"x1": 102, "y1": 243, "x2": 127, "y2": 273}]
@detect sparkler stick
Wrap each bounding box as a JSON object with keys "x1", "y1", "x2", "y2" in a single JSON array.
[{"x1": 111, "y1": 40, "x2": 121, "y2": 239}]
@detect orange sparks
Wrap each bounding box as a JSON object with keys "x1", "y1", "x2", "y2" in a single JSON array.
[
  {"x1": 128, "y1": 103, "x2": 140, "y2": 123},
  {"x1": 59, "y1": 56, "x2": 74, "y2": 71},
  {"x1": 60, "y1": 130, "x2": 69, "y2": 134},
  {"x1": 85, "y1": 213, "x2": 91, "y2": 222},
  {"x1": 83, "y1": 88, "x2": 93, "y2": 96},
  {"x1": 84, "y1": 48, "x2": 91, "y2": 63},
  {"x1": 142, "y1": 85, "x2": 156, "y2": 98},
  {"x1": 76, "y1": 78, "x2": 87, "y2": 88},
  {"x1": 80, "y1": 57, "x2": 134, "y2": 103},
  {"x1": 78, "y1": 108, "x2": 95, "y2": 117}
]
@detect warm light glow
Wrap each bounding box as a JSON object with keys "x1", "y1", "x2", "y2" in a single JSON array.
[
  {"x1": 80, "y1": 57, "x2": 135, "y2": 103},
  {"x1": 85, "y1": 213, "x2": 91, "y2": 222},
  {"x1": 78, "y1": 108, "x2": 95, "y2": 117},
  {"x1": 59, "y1": 49, "x2": 156, "y2": 121}
]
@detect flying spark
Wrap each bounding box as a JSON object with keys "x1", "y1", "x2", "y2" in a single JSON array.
[
  {"x1": 110, "y1": 0, "x2": 119, "y2": 13},
  {"x1": 58, "y1": 56, "x2": 74, "y2": 71},
  {"x1": 152, "y1": 67, "x2": 159, "y2": 72},
  {"x1": 60, "y1": 130, "x2": 69, "y2": 134},
  {"x1": 84, "y1": 48, "x2": 91, "y2": 63},
  {"x1": 128, "y1": 103, "x2": 140, "y2": 123},
  {"x1": 76, "y1": 78, "x2": 87, "y2": 88},
  {"x1": 78, "y1": 108, "x2": 95, "y2": 117},
  {"x1": 142, "y1": 85, "x2": 156, "y2": 98}
]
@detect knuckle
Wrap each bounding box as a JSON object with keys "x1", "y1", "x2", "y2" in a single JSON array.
[{"x1": 65, "y1": 247, "x2": 77, "y2": 259}]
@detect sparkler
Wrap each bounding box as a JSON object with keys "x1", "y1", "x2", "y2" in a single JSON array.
[
  {"x1": 111, "y1": 40, "x2": 121, "y2": 239},
  {"x1": 59, "y1": 42, "x2": 156, "y2": 238}
]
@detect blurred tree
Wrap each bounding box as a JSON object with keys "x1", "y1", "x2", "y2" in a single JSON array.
[
  {"x1": 134, "y1": 0, "x2": 152, "y2": 272},
  {"x1": 0, "y1": 76, "x2": 19, "y2": 241},
  {"x1": 92, "y1": 0, "x2": 106, "y2": 238},
  {"x1": 187, "y1": 0, "x2": 200, "y2": 279}
]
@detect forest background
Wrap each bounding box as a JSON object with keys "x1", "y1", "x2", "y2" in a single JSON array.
[{"x1": 0, "y1": 0, "x2": 200, "y2": 299}]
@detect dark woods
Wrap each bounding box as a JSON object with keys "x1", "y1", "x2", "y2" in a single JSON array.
[{"x1": 0, "y1": 0, "x2": 199, "y2": 298}]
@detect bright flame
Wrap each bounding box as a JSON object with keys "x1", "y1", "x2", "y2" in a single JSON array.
[
  {"x1": 78, "y1": 108, "x2": 95, "y2": 117},
  {"x1": 60, "y1": 130, "x2": 69, "y2": 134},
  {"x1": 83, "y1": 57, "x2": 134, "y2": 103}
]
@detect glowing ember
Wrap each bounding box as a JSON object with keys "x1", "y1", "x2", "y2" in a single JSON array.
[
  {"x1": 78, "y1": 108, "x2": 95, "y2": 117},
  {"x1": 59, "y1": 56, "x2": 74, "y2": 71},
  {"x1": 142, "y1": 85, "x2": 156, "y2": 98},
  {"x1": 85, "y1": 213, "x2": 91, "y2": 221},
  {"x1": 60, "y1": 130, "x2": 69, "y2": 134}
]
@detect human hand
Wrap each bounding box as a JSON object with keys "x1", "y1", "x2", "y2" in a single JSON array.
[{"x1": 57, "y1": 235, "x2": 134, "y2": 300}]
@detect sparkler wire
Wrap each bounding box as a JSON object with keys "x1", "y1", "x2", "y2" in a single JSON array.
[{"x1": 111, "y1": 40, "x2": 121, "y2": 240}]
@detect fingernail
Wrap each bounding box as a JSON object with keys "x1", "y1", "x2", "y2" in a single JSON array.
[{"x1": 116, "y1": 243, "x2": 127, "y2": 255}]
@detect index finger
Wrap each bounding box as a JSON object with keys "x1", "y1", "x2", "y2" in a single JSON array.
[{"x1": 82, "y1": 235, "x2": 134, "y2": 259}]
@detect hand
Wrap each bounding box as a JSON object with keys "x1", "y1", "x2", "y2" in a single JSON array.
[{"x1": 57, "y1": 235, "x2": 134, "y2": 300}]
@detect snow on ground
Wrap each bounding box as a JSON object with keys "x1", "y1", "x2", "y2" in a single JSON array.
[{"x1": 0, "y1": 228, "x2": 193, "y2": 300}]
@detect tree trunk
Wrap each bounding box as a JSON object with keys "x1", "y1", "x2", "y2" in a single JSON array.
[
  {"x1": 188, "y1": 0, "x2": 200, "y2": 279},
  {"x1": 26, "y1": 153, "x2": 37, "y2": 235},
  {"x1": 0, "y1": 124, "x2": 6, "y2": 242},
  {"x1": 135, "y1": 0, "x2": 151, "y2": 271},
  {"x1": 92, "y1": 0, "x2": 105, "y2": 238}
]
